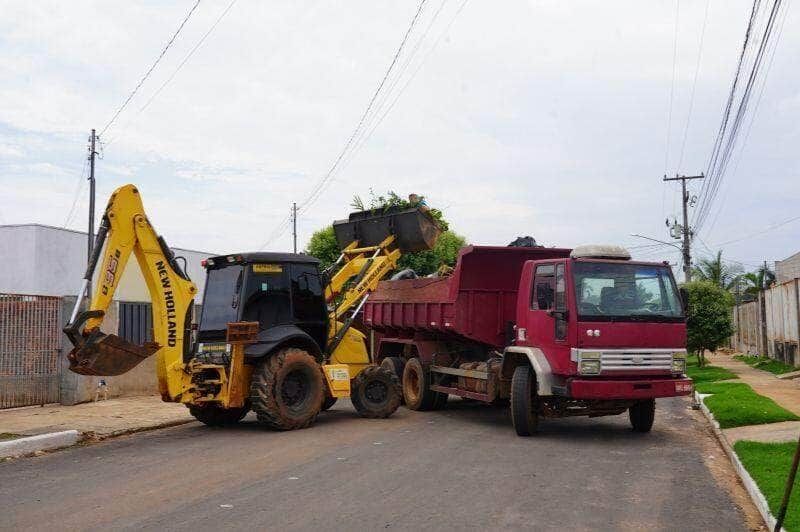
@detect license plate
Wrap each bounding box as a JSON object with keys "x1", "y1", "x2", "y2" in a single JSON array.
[{"x1": 675, "y1": 381, "x2": 693, "y2": 393}]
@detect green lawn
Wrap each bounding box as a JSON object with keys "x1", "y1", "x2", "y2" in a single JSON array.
[
  {"x1": 686, "y1": 353, "x2": 738, "y2": 384},
  {"x1": 694, "y1": 382, "x2": 800, "y2": 429},
  {"x1": 734, "y1": 440, "x2": 800, "y2": 531},
  {"x1": 734, "y1": 354, "x2": 799, "y2": 375}
]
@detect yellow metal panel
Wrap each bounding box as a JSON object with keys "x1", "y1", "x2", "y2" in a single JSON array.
[{"x1": 322, "y1": 364, "x2": 352, "y2": 397}]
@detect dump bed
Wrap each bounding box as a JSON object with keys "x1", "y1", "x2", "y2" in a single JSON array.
[{"x1": 364, "y1": 245, "x2": 571, "y2": 348}]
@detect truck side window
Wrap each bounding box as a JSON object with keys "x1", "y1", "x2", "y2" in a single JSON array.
[
  {"x1": 555, "y1": 263, "x2": 567, "y2": 340},
  {"x1": 531, "y1": 264, "x2": 555, "y2": 310}
]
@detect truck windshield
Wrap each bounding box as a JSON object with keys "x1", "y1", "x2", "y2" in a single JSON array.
[
  {"x1": 572, "y1": 262, "x2": 683, "y2": 322},
  {"x1": 199, "y1": 265, "x2": 244, "y2": 334}
]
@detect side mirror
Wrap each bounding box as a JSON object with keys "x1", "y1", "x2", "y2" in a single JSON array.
[{"x1": 679, "y1": 287, "x2": 689, "y2": 313}]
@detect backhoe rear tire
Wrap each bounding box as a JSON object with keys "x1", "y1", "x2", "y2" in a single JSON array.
[
  {"x1": 402, "y1": 357, "x2": 446, "y2": 411},
  {"x1": 510, "y1": 365, "x2": 539, "y2": 437},
  {"x1": 250, "y1": 348, "x2": 324, "y2": 430},
  {"x1": 188, "y1": 403, "x2": 249, "y2": 426}
]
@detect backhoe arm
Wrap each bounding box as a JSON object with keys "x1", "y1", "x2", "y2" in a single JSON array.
[{"x1": 64, "y1": 185, "x2": 197, "y2": 400}]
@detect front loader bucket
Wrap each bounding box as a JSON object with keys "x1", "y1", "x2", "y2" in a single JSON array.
[
  {"x1": 67, "y1": 332, "x2": 159, "y2": 376},
  {"x1": 332, "y1": 206, "x2": 441, "y2": 253}
]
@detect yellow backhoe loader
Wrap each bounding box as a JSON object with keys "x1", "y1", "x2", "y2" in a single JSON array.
[{"x1": 64, "y1": 184, "x2": 441, "y2": 429}]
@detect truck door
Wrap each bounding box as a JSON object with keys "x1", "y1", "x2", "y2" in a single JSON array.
[{"x1": 522, "y1": 260, "x2": 571, "y2": 374}]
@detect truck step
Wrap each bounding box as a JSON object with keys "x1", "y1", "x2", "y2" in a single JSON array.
[{"x1": 430, "y1": 384, "x2": 491, "y2": 403}]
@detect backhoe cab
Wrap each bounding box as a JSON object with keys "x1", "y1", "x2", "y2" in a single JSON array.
[{"x1": 64, "y1": 184, "x2": 441, "y2": 430}]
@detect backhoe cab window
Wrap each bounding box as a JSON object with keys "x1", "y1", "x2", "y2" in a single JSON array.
[
  {"x1": 572, "y1": 262, "x2": 683, "y2": 322},
  {"x1": 199, "y1": 265, "x2": 244, "y2": 333}
]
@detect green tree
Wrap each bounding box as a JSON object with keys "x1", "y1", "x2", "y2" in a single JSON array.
[
  {"x1": 684, "y1": 280, "x2": 735, "y2": 367},
  {"x1": 692, "y1": 250, "x2": 742, "y2": 291},
  {"x1": 305, "y1": 226, "x2": 340, "y2": 269},
  {"x1": 742, "y1": 265, "x2": 776, "y2": 296}
]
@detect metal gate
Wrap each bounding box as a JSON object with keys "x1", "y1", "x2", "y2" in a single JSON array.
[{"x1": 0, "y1": 294, "x2": 62, "y2": 408}]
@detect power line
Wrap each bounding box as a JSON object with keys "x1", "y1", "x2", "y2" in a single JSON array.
[
  {"x1": 105, "y1": 0, "x2": 239, "y2": 147},
  {"x1": 676, "y1": 0, "x2": 710, "y2": 170},
  {"x1": 100, "y1": 0, "x2": 202, "y2": 137},
  {"x1": 63, "y1": 153, "x2": 90, "y2": 228},
  {"x1": 664, "y1": 0, "x2": 681, "y2": 175},
  {"x1": 714, "y1": 214, "x2": 800, "y2": 247},
  {"x1": 259, "y1": 1, "x2": 432, "y2": 251},
  {"x1": 296, "y1": 0, "x2": 430, "y2": 215}
]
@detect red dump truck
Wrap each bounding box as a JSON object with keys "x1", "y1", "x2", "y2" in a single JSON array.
[{"x1": 365, "y1": 244, "x2": 693, "y2": 436}]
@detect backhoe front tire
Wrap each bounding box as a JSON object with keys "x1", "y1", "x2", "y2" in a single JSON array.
[
  {"x1": 629, "y1": 399, "x2": 655, "y2": 433},
  {"x1": 510, "y1": 365, "x2": 539, "y2": 437},
  {"x1": 351, "y1": 366, "x2": 402, "y2": 418},
  {"x1": 402, "y1": 357, "x2": 446, "y2": 411},
  {"x1": 188, "y1": 403, "x2": 249, "y2": 426},
  {"x1": 250, "y1": 348, "x2": 324, "y2": 430},
  {"x1": 381, "y1": 356, "x2": 407, "y2": 404}
]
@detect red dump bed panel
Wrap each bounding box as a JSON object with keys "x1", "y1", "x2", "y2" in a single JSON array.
[{"x1": 364, "y1": 245, "x2": 571, "y2": 347}]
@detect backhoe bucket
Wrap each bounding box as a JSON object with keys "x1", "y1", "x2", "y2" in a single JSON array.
[
  {"x1": 332, "y1": 206, "x2": 441, "y2": 253},
  {"x1": 64, "y1": 311, "x2": 159, "y2": 376},
  {"x1": 67, "y1": 332, "x2": 159, "y2": 376}
]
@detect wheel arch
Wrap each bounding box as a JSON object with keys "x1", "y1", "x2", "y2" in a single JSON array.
[
  {"x1": 244, "y1": 324, "x2": 324, "y2": 363},
  {"x1": 501, "y1": 346, "x2": 555, "y2": 396}
]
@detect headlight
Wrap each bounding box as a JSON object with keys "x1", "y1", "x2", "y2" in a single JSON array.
[
  {"x1": 672, "y1": 353, "x2": 687, "y2": 374},
  {"x1": 579, "y1": 359, "x2": 601, "y2": 375}
]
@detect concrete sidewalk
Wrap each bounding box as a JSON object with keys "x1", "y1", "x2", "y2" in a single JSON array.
[
  {"x1": 706, "y1": 351, "x2": 800, "y2": 444},
  {"x1": 0, "y1": 395, "x2": 193, "y2": 440}
]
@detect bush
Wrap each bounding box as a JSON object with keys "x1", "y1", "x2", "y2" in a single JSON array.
[{"x1": 684, "y1": 280, "x2": 734, "y2": 366}]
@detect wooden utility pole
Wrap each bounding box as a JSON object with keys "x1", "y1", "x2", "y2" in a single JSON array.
[
  {"x1": 87, "y1": 129, "x2": 98, "y2": 300},
  {"x1": 663, "y1": 173, "x2": 704, "y2": 282},
  {"x1": 292, "y1": 202, "x2": 297, "y2": 253}
]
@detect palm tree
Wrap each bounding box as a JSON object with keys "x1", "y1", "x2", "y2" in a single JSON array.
[
  {"x1": 742, "y1": 265, "x2": 776, "y2": 295},
  {"x1": 692, "y1": 251, "x2": 742, "y2": 290}
]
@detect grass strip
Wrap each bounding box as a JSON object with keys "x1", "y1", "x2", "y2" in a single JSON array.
[
  {"x1": 734, "y1": 440, "x2": 800, "y2": 531},
  {"x1": 734, "y1": 354, "x2": 799, "y2": 375},
  {"x1": 686, "y1": 353, "x2": 738, "y2": 384},
  {"x1": 694, "y1": 382, "x2": 800, "y2": 429}
]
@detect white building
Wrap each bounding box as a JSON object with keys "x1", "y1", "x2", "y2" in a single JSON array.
[{"x1": 0, "y1": 224, "x2": 213, "y2": 300}]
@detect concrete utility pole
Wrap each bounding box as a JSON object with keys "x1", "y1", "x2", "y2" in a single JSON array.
[
  {"x1": 663, "y1": 173, "x2": 704, "y2": 282},
  {"x1": 87, "y1": 129, "x2": 98, "y2": 300},
  {"x1": 292, "y1": 202, "x2": 297, "y2": 253}
]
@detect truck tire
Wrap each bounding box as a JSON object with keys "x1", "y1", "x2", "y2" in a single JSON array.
[
  {"x1": 381, "y1": 356, "x2": 406, "y2": 404},
  {"x1": 188, "y1": 403, "x2": 249, "y2": 426},
  {"x1": 402, "y1": 357, "x2": 445, "y2": 411},
  {"x1": 629, "y1": 399, "x2": 655, "y2": 433},
  {"x1": 250, "y1": 347, "x2": 324, "y2": 430},
  {"x1": 510, "y1": 365, "x2": 539, "y2": 436},
  {"x1": 351, "y1": 366, "x2": 402, "y2": 418},
  {"x1": 432, "y1": 390, "x2": 448, "y2": 410}
]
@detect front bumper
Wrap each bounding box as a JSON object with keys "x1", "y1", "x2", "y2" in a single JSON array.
[{"x1": 565, "y1": 377, "x2": 693, "y2": 400}]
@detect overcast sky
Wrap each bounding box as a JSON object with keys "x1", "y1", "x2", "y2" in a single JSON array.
[{"x1": 1, "y1": 1, "x2": 797, "y2": 277}]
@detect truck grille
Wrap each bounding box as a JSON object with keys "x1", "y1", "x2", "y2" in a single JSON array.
[{"x1": 600, "y1": 352, "x2": 673, "y2": 372}]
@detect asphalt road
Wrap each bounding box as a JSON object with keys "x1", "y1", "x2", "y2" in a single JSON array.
[{"x1": 1, "y1": 397, "x2": 751, "y2": 531}]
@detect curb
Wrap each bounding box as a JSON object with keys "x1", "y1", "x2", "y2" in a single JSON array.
[
  {"x1": 0, "y1": 430, "x2": 80, "y2": 459},
  {"x1": 694, "y1": 391, "x2": 784, "y2": 532}
]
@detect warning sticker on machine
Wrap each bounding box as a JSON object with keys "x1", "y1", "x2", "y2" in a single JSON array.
[
  {"x1": 327, "y1": 368, "x2": 350, "y2": 381},
  {"x1": 253, "y1": 264, "x2": 282, "y2": 273}
]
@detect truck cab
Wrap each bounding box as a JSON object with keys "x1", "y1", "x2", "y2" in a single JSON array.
[{"x1": 512, "y1": 245, "x2": 691, "y2": 403}]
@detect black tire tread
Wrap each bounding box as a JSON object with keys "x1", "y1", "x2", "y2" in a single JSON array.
[
  {"x1": 188, "y1": 403, "x2": 248, "y2": 426},
  {"x1": 351, "y1": 365, "x2": 402, "y2": 418},
  {"x1": 629, "y1": 399, "x2": 656, "y2": 433},
  {"x1": 510, "y1": 365, "x2": 538, "y2": 437}
]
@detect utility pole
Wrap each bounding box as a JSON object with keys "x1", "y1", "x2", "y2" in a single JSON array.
[
  {"x1": 663, "y1": 173, "x2": 704, "y2": 282},
  {"x1": 292, "y1": 202, "x2": 297, "y2": 253},
  {"x1": 87, "y1": 129, "x2": 98, "y2": 300}
]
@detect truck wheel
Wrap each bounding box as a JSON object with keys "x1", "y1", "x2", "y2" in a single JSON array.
[
  {"x1": 351, "y1": 366, "x2": 402, "y2": 418},
  {"x1": 510, "y1": 365, "x2": 539, "y2": 436},
  {"x1": 188, "y1": 403, "x2": 249, "y2": 426},
  {"x1": 250, "y1": 347, "x2": 324, "y2": 430},
  {"x1": 381, "y1": 356, "x2": 406, "y2": 404},
  {"x1": 629, "y1": 399, "x2": 655, "y2": 433},
  {"x1": 432, "y1": 390, "x2": 448, "y2": 410},
  {"x1": 402, "y1": 357, "x2": 445, "y2": 411},
  {"x1": 321, "y1": 396, "x2": 338, "y2": 411}
]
